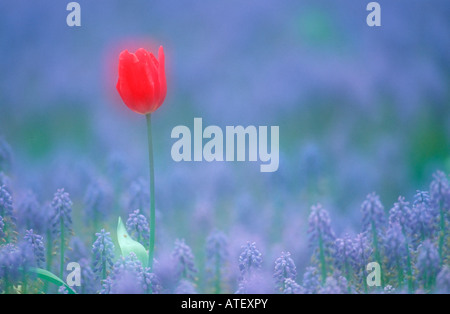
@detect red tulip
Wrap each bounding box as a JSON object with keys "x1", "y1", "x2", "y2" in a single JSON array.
[{"x1": 116, "y1": 46, "x2": 167, "y2": 115}]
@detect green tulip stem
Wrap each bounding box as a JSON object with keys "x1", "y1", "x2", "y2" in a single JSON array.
[{"x1": 146, "y1": 114, "x2": 156, "y2": 270}]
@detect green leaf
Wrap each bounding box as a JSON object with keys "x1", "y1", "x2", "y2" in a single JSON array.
[
  {"x1": 117, "y1": 217, "x2": 149, "y2": 267},
  {"x1": 28, "y1": 267, "x2": 76, "y2": 294}
]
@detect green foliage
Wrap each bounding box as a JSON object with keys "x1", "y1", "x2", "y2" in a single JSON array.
[
  {"x1": 116, "y1": 217, "x2": 148, "y2": 267},
  {"x1": 28, "y1": 268, "x2": 76, "y2": 294}
]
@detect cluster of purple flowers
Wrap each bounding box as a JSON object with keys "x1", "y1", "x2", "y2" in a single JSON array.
[
  {"x1": 172, "y1": 239, "x2": 198, "y2": 283},
  {"x1": 126, "y1": 209, "x2": 150, "y2": 247},
  {"x1": 273, "y1": 252, "x2": 297, "y2": 291},
  {"x1": 92, "y1": 229, "x2": 115, "y2": 279},
  {"x1": 0, "y1": 133, "x2": 448, "y2": 294},
  {"x1": 101, "y1": 253, "x2": 161, "y2": 294},
  {"x1": 205, "y1": 230, "x2": 229, "y2": 293}
]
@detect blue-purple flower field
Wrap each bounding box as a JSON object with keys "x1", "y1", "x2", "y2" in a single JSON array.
[{"x1": 0, "y1": 1, "x2": 449, "y2": 294}]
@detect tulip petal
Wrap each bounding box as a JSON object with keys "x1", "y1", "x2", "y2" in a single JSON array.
[
  {"x1": 117, "y1": 49, "x2": 154, "y2": 114},
  {"x1": 135, "y1": 48, "x2": 156, "y2": 109},
  {"x1": 157, "y1": 46, "x2": 167, "y2": 108},
  {"x1": 148, "y1": 52, "x2": 160, "y2": 112}
]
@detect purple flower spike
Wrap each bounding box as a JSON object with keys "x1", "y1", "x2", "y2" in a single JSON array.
[
  {"x1": 0, "y1": 185, "x2": 13, "y2": 221},
  {"x1": 126, "y1": 209, "x2": 150, "y2": 245},
  {"x1": 361, "y1": 192, "x2": 386, "y2": 231},
  {"x1": 205, "y1": 230, "x2": 229, "y2": 292},
  {"x1": 308, "y1": 204, "x2": 335, "y2": 247},
  {"x1": 173, "y1": 239, "x2": 197, "y2": 282},
  {"x1": 319, "y1": 275, "x2": 348, "y2": 294},
  {"x1": 0, "y1": 216, "x2": 4, "y2": 240},
  {"x1": 273, "y1": 252, "x2": 297, "y2": 290},
  {"x1": 101, "y1": 253, "x2": 158, "y2": 294},
  {"x1": 301, "y1": 267, "x2": 321, "y2": 294},
  {"x1": 416, "y1": 240, "x2": 440, "y2": 290},
  {"x1": 334, "y1": 234, "x2": 355, "y2": 276},
  {"x1": 92, "y1": 229, "x2": 115, "y2": 278},
  {"x1": 17, "y1": 191, "x2": 45, "y2": 233},
  {"x1": 0, "y1": 185, "x2": 15, "y2": 241},
  {"x1": 436, "y1": 266, "x2": 450, "y2": 294},
  {"x1": 0, "y1": 242, "x2": 34, "y2": 285},
  {"x1": 238, "y1": 242, "x2": 262, "y2": 279},
  {"x1": 430, "y1": 171, "x2": 449, "y2": 209},
  {"x1": 389, "y1": 196, "x2": 412, "y2": 233},
  {"x1": 175, "y1": 279, "x2": 197, "y2": 294},
  {"x1": 24, "y1": 229, "x2": 46, "y2": 268},
  {"x1": 50, "y1": 188, "x2": 73, "y2": 237},
  {"x1": 384, "y1": 223, "x2": 407, "y2": 268},
  {"x1": 283, "y1": 278, "x2": 303, "y2": 294},
  {"x1": 410, "y1": 191, "x2": 436, "y2": 242}
]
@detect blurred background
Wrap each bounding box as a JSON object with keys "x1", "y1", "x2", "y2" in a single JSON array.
[{"x1": 0, "y1": 0, "x2": 449, "y2": 291}]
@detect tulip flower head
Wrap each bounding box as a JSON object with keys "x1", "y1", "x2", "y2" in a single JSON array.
[{"x1": 116, "y1": 46, "x2": 167, "y2": 115}]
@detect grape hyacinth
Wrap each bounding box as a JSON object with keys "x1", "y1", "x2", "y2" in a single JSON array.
[
  {"x1": 0, "y1": 243, "x2": 34, "y2": 294},
  {"x1": 0, "y1": 244, "x2": 19, "y2": 293},
  {"x1": 333, "y1": 234, "x2": 354, "y2": 291},
  {"x1": 92, "y1": 229, "x2": 115, "y2": 280},
  {"x1": 0, "y1": 185, "x2": 13, "y2": 217},
  {"x1": 351, "y1": 233, "x2": 372, "y2": 293},
  {"x1": 273, "y1": 251, "x2": 297, "y2": 291},
  {"x1": 110, "y1": 270, "x2": 145, "y2": 294},
  {"x1": 282, "y1": 278, "x2": 303, "y2": 294},
  {"x1": 0, "y1": 135, "x2": 449, "y2": 295},
  {"x1": 205, "y1": 230, "x2": 229, "y2": 293},
  {"x1": 24, "y1": 229, "x2": 46, "y2": 268},
  {"x1": 235, "y1": 274, "x2": 273, "y2": 294},
  {"x1": 41, "y1": 203, "x2": 54, "y2": 287},
  {"x1": 319, "y1": 274, "x2": 349, "y2": 294},
  {"x1": 50, "y1": 188, "x2": 73, "y2": 278},
  {"x1": 172, "y1": 239, "x2": 198, "y2": 282},
  {"x1": 0, "y1": 173, "x2": 11, "y2": 194},
  {"x1": 388, "y1": 197, "x2": 414, "y2": 291},
  {"x1": 101, "y1": 253, "x2": 143, "y2": 294},
  {"x1": 142, "y1": 267, "x2": 162, "y2": 294},
  {"x1": 413, "y1": 190, "x2": 432, "y2": 209},
  {"x1": 0, "y1": 185, "x2": 14, "y2": 242},
  {"x1": 361, "y1": 192, "x2": 386, "y2": 231},
  {"x1": 384, "y1": 222, "x2": 407, "y2": 285},
  {"x1": 430, "y1": 171, "x2": 449, "y2": 262},
  {"x1": 416, "y1": 240, "x2": 440, "y2": 291},
  {"x1": 301, "y1": 267, "x2": 321, "y2": 294},
  {"x1": 389, "y1": 197, "x2": 412, "y2": 234},
  {"x1": 50, "y1": 189, "x2": 73, "y2": 236},
  {"x1": 361, "y1": 192, "x2": 386, "y2": 287},
  {"x1": 436, "y1": 266, "x2": 450, "y2": 294},
  {"x1": 382, "y1": 285, "x2": 396, "y2": 294},
  {"x1": 238, "y1": 242, "x2": 263, "y2": 280},
  {"x1": 411, "y1": 191, "x2": 436, "y2": 243},
  {"x1": 430, "y1": 171, "x2": 450, "y2": 208},
  {"x1": 308, "y1": 204, "x2": 335, "y2": 282},
  {"x1": 126, "y1": 209, "x2": 150, "y2": 247},
  {"x1": 0, "y1": 215, "x2": 4, "y2": 240},
  {"x1": 175, "y1": 279, "x2": 197, "y2": 294},
  {"x1": 101, "y1": 253, "x2": 160, "y2": 294},
  {"x1": 17, "y1": 191, "x2": 45, "y2": 233}
]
